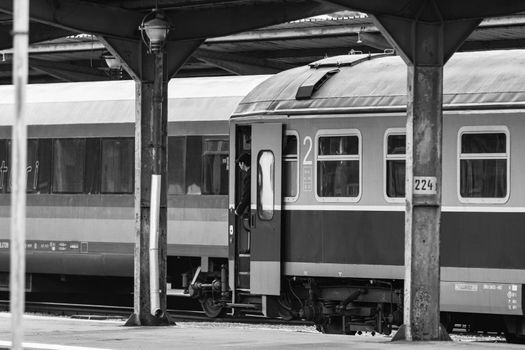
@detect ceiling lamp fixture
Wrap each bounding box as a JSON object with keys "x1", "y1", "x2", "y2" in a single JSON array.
[
  {"x1": 139, "y1": 9, "x2": 172, "y2": 54},
  {"x1": 102, "y1": 52, "x2": 121, "y2": 70},
  {"x1": 356, "y1": 32, "x2": 363, "y2": 44}
]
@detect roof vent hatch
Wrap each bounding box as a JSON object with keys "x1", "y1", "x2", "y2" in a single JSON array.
[{"x1": 295, "y1": 68, "x2": 339, "y2": 100}]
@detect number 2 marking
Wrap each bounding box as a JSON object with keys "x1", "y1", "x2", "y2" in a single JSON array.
[{"x1": 303, "y1": 136, "x2": 312, "y2": 165}]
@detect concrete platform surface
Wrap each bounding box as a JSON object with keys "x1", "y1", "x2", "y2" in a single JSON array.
[{"x1": 0, "y1": 313, "x2": 522, "y2": 350}]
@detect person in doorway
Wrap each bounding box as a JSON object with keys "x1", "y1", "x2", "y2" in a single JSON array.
[{"x1": 234, "y1": 152, "x2": 251, "y2": 216}]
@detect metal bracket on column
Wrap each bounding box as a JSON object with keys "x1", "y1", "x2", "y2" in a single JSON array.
[
  {"x1": 99, "y1": 36, "x2": 141, "y2": 80},
  {"x1": 372, "y1": 13, "x2": 481, "y2": 66},
  {"x1": 165, "y1": 40, "x2": 204, "y2": 79}
]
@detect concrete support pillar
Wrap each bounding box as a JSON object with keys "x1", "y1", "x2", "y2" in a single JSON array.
[
  {"x1": 126, "y1": 50, "x2": 170, "y2": 326},
  {"x1": 372, "y1": 9, "x2": 481, "y2": 341},
  {"x1": 100, "y1": 37, "x2": 202, "y2": 327},
  {"x1": 400, "y1": 64, "x2": 445, "y2": 340}
]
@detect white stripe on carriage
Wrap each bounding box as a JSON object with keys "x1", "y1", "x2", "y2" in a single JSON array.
[
  {"x1": 285, "y1": 263, "x2": 525, "y2": 284},
  {"x1": 281, "y1": 204, "x2": 525, "y2": 213}
]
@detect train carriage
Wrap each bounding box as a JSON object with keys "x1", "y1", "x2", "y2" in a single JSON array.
[
  {"x1": 0, "y1": 75, "x2": 268, "y2": 299},
  {"x1": 196, "y1": 50, "x2": 525, "y2": 341}
]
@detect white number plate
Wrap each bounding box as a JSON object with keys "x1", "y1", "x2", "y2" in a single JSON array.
[{"x1": 413, "y1": 176, "x2": 437, "y2": 195}]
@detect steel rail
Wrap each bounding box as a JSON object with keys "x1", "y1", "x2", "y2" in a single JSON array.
[{"x1": 0, "y1": 300, "x2": 312, "y2": 325}]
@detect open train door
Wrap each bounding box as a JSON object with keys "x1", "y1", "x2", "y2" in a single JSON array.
[{"x1": 250, "y1": 123, "x2": 282, "y2": 295}]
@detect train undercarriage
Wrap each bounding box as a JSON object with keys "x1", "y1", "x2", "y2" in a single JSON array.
[
  {"x1": 188, "y1": 268, "x2": 525, "y2": 343},
  {"x1": 188, "y1": 268, "x2": 404, "y2": 335}
]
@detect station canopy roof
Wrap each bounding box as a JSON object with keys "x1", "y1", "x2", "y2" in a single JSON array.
[{"x1": 1, "y1": 8, "x2": 525, "y2": 84}]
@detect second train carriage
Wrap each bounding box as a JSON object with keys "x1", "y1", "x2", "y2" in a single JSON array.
[
  {"x1": 0, "y1": 75, "x2": 268, "y2": 300},
  {"x1": 188, "y1": 50, "x2": 525, "y2": 342}
]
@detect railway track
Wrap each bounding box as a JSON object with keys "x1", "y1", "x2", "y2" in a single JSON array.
[
  {"x1": 0, "y1": 300, "x2": 313, "y2": 326},
  {"x1": 0, "y1": 300, "x2": 508, "y2": 343},
  {"x1": 0, "y1": 300, "x2": 132, "y2": 319}
]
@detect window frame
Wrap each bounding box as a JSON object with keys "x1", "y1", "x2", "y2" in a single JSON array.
[
  {"x1": 257, "y1": 150, "x2": 275, "y2": 220},
  {"x1": 51, "y1": 137, "x2": 87, "y2": 194},
  {"x1": 384, "y1": 128, "x2": 406, "y2": 203},
  {"x1": 201, "y1": 136, "x2": 229, "y2": 195},
  {"x1": 283, "y1": 130, "x2": 300, "y2": 203},
  {"x1": 457, "y1": 125, "x2": 510, "y2": 204},
  {"x1": 100, "y1": 137, "x2": 134, "y2": 195},
  {"x1": 314, "y1": 129, "x2": 362, "y2": 203},
  {"x1": 0, "y1": 139, "x2": 8, "y2": 193},
  {"x1": 167, "y1": 134, "x2": 230, "y2": 196},
  {"x1": 167, "y1": 135, "x2": 187, "y2": 195}
]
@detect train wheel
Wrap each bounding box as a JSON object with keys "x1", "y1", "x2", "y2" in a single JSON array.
[
  {"x1": 200, "y1": 297, "x2": 225, "y2": 318},
  {"x1": 316, "y1": 317, "x2": 356, "y2": 335}
]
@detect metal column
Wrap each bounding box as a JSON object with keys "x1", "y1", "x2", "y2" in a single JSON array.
[
  {"x1": 10, "y1": 0, "x2": 29, "y2": 348},
  {"x1": 373, "y1": 11, "x2": 481, "y2": 341},
  {"x1": 401, "y1": 64, "x2": 445, "y2": 340},
  {"x1": 125, "y1": 50, "x2": 170, "y2": 326},
  {"x1": 100, "y1": 37, "x2": 202, "y2": 327}
]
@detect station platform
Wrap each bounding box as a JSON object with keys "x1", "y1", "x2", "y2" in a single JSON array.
[{"x1": 0, "y1": 313, "x2": 522, "y2": 350}]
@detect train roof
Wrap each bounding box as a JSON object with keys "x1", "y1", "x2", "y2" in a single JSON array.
[
  {"x1": 0, "y1": 75, "x2": 269, "y2": 126},
  {"x1": 233, "y1": 49, "x2": 525, "y2": 117}
]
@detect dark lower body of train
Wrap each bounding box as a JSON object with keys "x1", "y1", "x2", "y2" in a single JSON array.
[{"x1": 189, "y1": 111, "x2": 525, "y2": 344}]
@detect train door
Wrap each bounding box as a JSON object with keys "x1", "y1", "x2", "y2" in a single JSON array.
[
  {"x1": 230, "y1": 123, "x2": 282, "y2": 297},
  {"x1": 230, "y1": 125, "x2": 252, "y2": 293},
  {"x1": 249, "y1": 123, "x2": 282, "y2": 295}
]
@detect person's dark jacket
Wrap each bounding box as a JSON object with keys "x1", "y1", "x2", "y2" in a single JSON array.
[{"x1": 235, "y1": 169, "x2": 250, "y2": 215}]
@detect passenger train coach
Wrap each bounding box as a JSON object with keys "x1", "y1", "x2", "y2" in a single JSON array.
[
  {"x1": 190, "y1": 49, "x2": 525, "y2": 342},
  {"x1": 1, "y1": 49, "x2": 525, "y2": 342},
  {"x1": 0, "y1": 75, "x2": 268, "y2": 299}
]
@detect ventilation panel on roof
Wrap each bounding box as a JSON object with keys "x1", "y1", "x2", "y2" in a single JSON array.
[{"x1": 295, "y1": 68, "x2": 339, "y2": 100}]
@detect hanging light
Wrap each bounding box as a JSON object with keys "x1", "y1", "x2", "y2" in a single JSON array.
[
  {"x1": 102, "y1": 52, "x2": 121, "y2": 70},
  {"x1": 139, "y1": 10, "x2": 172, "y2": 54},
  {"x1": 356, "y1": 32, "x2": 363, "y2": 44}
]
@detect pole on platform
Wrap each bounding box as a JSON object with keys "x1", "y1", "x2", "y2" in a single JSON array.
[
  {"x1": 10, "y1": 0, "x2": 29, "y2": 349},
  {"x1": 400, "y1": 64, "x2": 445, "y2": 340},
  {"x1": 125, "y1": 49, "x2": 170, "y2": 326},
  {"x1": 373, "y1": 9, "x2": 480, "y2": 341}
]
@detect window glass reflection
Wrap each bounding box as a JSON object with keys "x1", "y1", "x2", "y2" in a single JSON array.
[{"x1": 257, "y1": 151, "x2": 274, "y2": 220}]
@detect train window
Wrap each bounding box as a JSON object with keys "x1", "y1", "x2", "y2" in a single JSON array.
[
  {"x1": 0, "y1": 140, "x2": 8, "y2": 193},
  {"x1": 168, "y1": 136, "x2": 229, "y2": 196},
  {"x1": 202, "y1": 138, "x2": 229, "y2": 195},
  {"x1": 25, "y1": 140, "x2": 38, "y2": 192},
  {"x1": 283, "y1": 132, "x2": 299, "y2": 200},
  {"x1": 458, "y1": 127, "x2": 509, "y2": 201},
  {"x1": 186, "y1": 136, "x2": 203, "y2": 194},
  {"x1": 385, "y1": 132, "x2": 406, "y2": 199},
  {"x1": 52, "y1": 138, "x2": 86, "y2": 193},
  {"x1": 257, "y1": 150, "x2": 274, "y2": 220},
  {"x1": 85, "y1": 138, "x2": 101, "y2": 194},
  {"x1": 316, "y1": 132, "x2": 361, "y2": 200},
  {"x1": 101, "y1": 138, "x2": 134, "y2": 194},
  {"x1": 168, "y1": 136, "x2": 186, "y2": 194},
  {"x1": 2, "y1": 139, "x2": 52, "y2": 194},
  {"x1": 34, "y1": 139, "x2": 52, "y2": 194}
]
